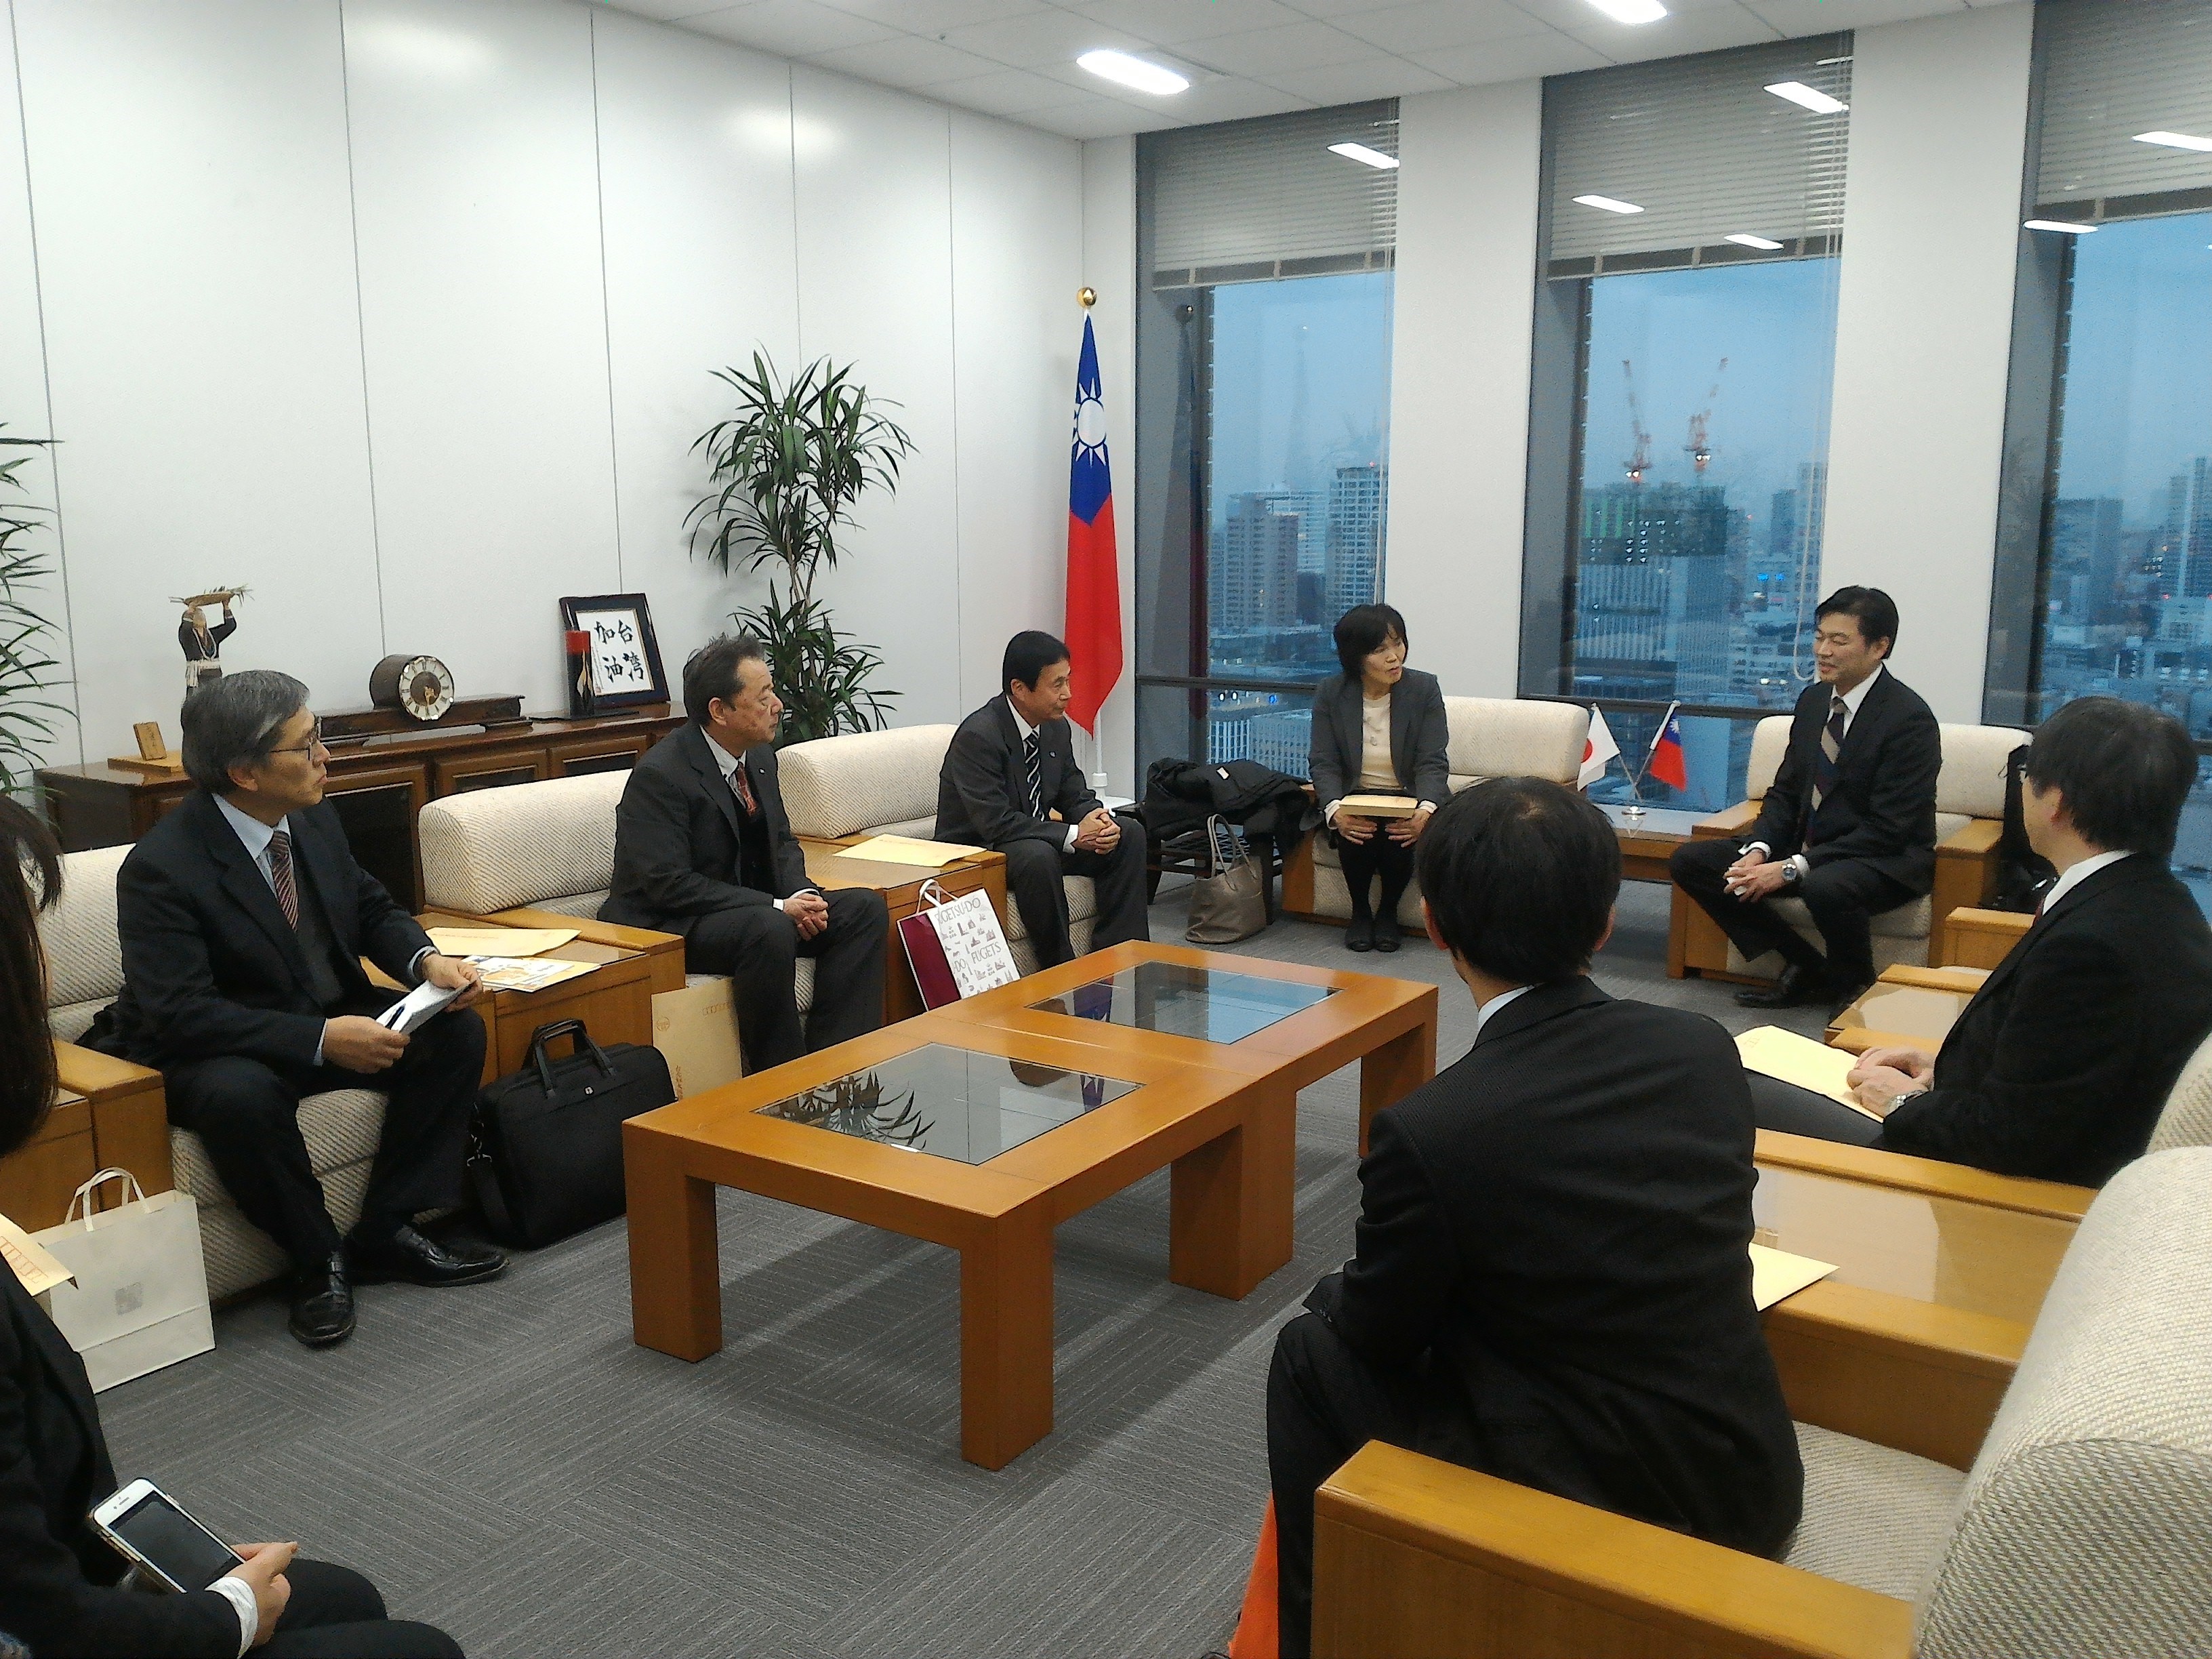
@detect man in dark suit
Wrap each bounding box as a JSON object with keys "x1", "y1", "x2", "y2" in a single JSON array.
[
  {"x1": 1748, "y1": 697, "x2": 2212, "y2": 1188},
  {"x1": 1671, "y1": 586, "x2": 1940, "y2": 1014},
  {"x1": 91, "y1": 672, "x2": 504, "y2": 1349},
  {"x1": 935, "y1": 630, "x2": 1148, "y2": 968},
  {"x1": 603, "y1": 635, "x2": 887, "y2": 1071},
  {"x1": 1267, "y1": 779, "x2": 1801, "y2": 1659}
]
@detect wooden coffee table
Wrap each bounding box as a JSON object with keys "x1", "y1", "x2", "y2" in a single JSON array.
[
  {"x1": 623, "y1": 1010, "x2": 1292, "y2": 1469},
  {"x1": 799, "y1": 838, "x2": 1008, "y2": 1025},
  {"x1": 932, "y1": 941, "x2": 1438, "y2": 1153}
]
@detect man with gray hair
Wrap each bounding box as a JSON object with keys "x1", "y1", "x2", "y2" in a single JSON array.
[{"x1": 89, "y1": 670, "x2": 505, "y2": 1347}]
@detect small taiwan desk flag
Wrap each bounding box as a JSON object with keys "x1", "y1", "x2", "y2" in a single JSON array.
[
  {"x1": 1647, "y1": 704, "x2": 1689, "y2": 792},
  {"x1": 1065, "y1": 311, "x2": 1123, "y2": 736}
]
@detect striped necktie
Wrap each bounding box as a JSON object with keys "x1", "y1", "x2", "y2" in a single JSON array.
[
  {"x1": 267, "y1": 827, "x2": 300, "y2": 928},
  {"x1": 729, "y1": 760, "x2": 756, "y2": 816},
  {"x1": 1023, "y1": 731, "x2": 1044, "y2": 816},
  {"x1": 1809, "y1": 693, "x2": 1847, "y2": 815}
]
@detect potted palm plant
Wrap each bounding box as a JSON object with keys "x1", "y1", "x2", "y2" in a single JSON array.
[
  {"x1": 688, "y1": 352, "x2": 916, "y2": 743},
  {"x1": 0, "y1": 432, "x2": 61, "y2": 794}
]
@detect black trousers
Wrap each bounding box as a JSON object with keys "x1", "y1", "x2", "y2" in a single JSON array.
[
  {"x1": 684, "y1": 888, "x2": 889, "y2": 1072},
  {"x1": 164, "y1": 1002, "x2": 486, "y2": 1274},
  {"x1": 1332, "y1": 827, "x2": 1415, "y2": 922},
  {"x1": 1747, "y1": 1071, "x2": 1885, "y2": 1147},
  {"x1": 1001, "y1": 819, "x2": 1151, "y2": 969},
  {"x1": 259, "y1": 1558, "x2": 463, "y2": 1658},
  {"x1": 1669, "y1": 838, "x2": 1917, "y2": 991},
  {"x1": 1266, "y1": 1311, "x2": 1420, "y2": 1659}
]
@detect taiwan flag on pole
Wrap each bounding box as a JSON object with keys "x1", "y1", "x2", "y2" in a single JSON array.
[
  {"x1": 1064, "y1": 313, "x2": 1123, "y2": 736},
  {"x1": 1647, "y1": 703, "x2": 1689, "y2": 792}
]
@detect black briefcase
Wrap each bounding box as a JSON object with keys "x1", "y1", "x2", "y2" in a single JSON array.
[{"x1": 467, "y1": 1018, "x2": 674, "y2": 1250}]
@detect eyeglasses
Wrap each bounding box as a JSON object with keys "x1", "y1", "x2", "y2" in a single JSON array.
[{"x1": 265, "y1": 721, "x2": 327, "y2": 759}]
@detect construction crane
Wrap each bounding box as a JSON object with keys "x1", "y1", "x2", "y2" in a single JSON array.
[
  {"x1": 1683, "y1": 356, "x2": 1729, "y2": 474},
  {"x1": 1621, "y1": 359, "x2": 1652, "y2": 485}
]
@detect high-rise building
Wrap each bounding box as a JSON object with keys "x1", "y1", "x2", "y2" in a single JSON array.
[
  {"x1": 2153, "y1": 460, "x2": 2212, "y2": 598},
  {"x1": 1324, "y1": 463, "x2": 1387, "y2": 621},
  {"x1": 1217, "y1": 494, "x2": 1303, "y2": 632},
  {"x1": 2050, "y1": 498, "x2": 2124, "y2": 626},
  {"x1": 1572, "y1": 481, "x2": 1732, "y2": 699}
]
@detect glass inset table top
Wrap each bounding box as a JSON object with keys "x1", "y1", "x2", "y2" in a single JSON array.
[
  {"x1": 1029, "y1": 961, "x2": 1335, "y2": 1045},
  {"x1": 755, "y1": 1044, "x2": 1138, "y2": 1165}
]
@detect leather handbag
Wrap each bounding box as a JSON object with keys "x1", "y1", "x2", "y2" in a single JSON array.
[
  {"x1": 1186, "y1": 815, "x2": 1269, "y2": 945},
  {"x1": 468, "y1": 1018, "x2": 675, "y2": 1250}
]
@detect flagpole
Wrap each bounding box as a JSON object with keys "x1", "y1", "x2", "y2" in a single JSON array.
[{"x1": 1630, "y1": 700, "x2": 1680, "y2": 798}]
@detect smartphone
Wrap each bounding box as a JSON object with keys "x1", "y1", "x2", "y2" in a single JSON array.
[{"x1": 88, "y1": 1479, "x2": 243, "y2": 1593}]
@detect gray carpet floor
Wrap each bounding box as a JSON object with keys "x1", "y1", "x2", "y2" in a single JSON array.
[{"x1": 100, "y1": 879, "x2": 1830, "y2": 1659}]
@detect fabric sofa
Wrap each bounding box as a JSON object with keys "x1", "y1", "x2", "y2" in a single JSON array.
[
  {"x1": 1673, "y1": 720, "x2": 2026, "y2": 981},
  {"x1": 1282, "y1": 696, "x2": 1591, "y2": 927},
  {"x1": 40, "y1": 844, "x2": 385, "y2": 1303}
]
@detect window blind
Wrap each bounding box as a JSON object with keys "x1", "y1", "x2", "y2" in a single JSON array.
[
  {"x1": 1543, "y1": 36, "x2": 1850, "y2": 278},
  {"x1": 2033, "y1": 0, "x2": 2212, "y2": 222},
  {"x1": 1145, "y1": 103, "x2": 1397, "y2": 290}
]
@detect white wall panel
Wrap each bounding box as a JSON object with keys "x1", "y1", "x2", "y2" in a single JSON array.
[
  {"x1": 1821, "y1": 3, "x2": 2033, "y2": 720},
  {"x1": 788, "y1": 65, "x2": 962, "y2": 727},
  {"x1": 592, "y1": 9, "x2": 802, "y2": 694},
  {"x1": 343, "y1": 0, "x2": 616, "y2": 716},
  {"x1": 1080, "y1": 134, "x2": 1136, "y2": 794},
  {"x1": 1384, "y1": 79, "x2": 1543, "y2": 697},
  {"x1": 951, "y1": 110, "x2": 1082, "y2": 719},
  {"x1": 14, "y1": 0, "x2": 377, "y2": 754}
]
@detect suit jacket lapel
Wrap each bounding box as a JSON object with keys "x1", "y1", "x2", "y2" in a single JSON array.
[
  {"x1": 1389, "y1": 681, "x2": 1418, "y2": 790},
  {"x1": 1840, "y1": 669, "x2": 1893, "y2": 758},
  {"x1": 1335, "y1": 680, "x2": 1363, "y2": 783},
  {"x1": 292, "y1": 811, "x2": 356, "y2": 958},
  {"x1": 194, "y1": 796, "x2": 314, "y2": 989},
  {"x1": 9, "y1": 1271, "x2": 104, "y2": 1478},
  {"x1": 1974, "y1": 857, "x2": 2152, "y2": 1005},
  {"x1": 682, "y1": 724, "x2": 745, "y2": 843}
]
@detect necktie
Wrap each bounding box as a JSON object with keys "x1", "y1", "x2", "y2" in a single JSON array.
[
  {"x1": 730, "y1": 760, "x2": 757, "y2": 816},
  {"x1": 1023, "y1": 731, "x2": 1044, "y2": 817},
  {"x1": 267, "y1": 827, "x2": 300, "y2": 928},
  {"x1": 1809, "y1": 693, "x2": 1847, "y2": 816}
]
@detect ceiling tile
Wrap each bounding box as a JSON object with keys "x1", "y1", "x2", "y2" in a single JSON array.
[
  {"x1": 1333, "y1": 0, "x2": 1557, "y2": 54},
  {"x1": 597, "y1": 0, "x2": 752, "y2": 21},
  {"x1": 812, "y1": 0, "x2": 1051, "y2": 30},
  {"x1": 1175, "y1": 20, "x2": 1387, "y2": 75},
  {"x1": 1742, "y1": 0, "x2": 1969, "y2": 30},
  {"x1": 1063, "y1": 0, "x2": 1315, "y2": 45},
  {"x1": 803, "y1": 35, "x2": 1005, "y2": 84},
  {"x1": 1412, "y1": 30, "x2": 1610, "y2": 81},
  {"x1": 1166, "y1": 78, "x2": 1320, "y2": 121},
  {"x1": 1018, "y1": 94, "x2": 1187, "y2": 138},
  {"x1": 1258, "y1": 58, "x2": 1458, "y2": 100},
  {"x1": 1563, "y1": 7, "x2": 1780, "y2": 62},
  {"x1": 1283, "y1": 0, "x2": 1446, "y2": 15},
  {"x1": 1507, "y1": 0, "x2": 1750, "y2": 26},
  {"x1": 940, "y1": 7, "x2": 1154, "y2": 68},
  {"x1": 678, "y1": 0, "x2": 899, "y2": 56},
  {"x1": 917, "y1": 65, "x2": 1078, "y2": 115}
]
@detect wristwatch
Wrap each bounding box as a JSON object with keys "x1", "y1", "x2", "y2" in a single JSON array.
[{"x1": 1781, "y1": 861, "x2": 1802, "y2": 885}]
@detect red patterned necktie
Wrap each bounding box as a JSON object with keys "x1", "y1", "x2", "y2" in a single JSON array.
[
  {"x1": 731, "y1": 762, "x2": 757, "y2": 816},
  {"x1": 268, "y1": 827, "x2": 300, "y2": 928}
]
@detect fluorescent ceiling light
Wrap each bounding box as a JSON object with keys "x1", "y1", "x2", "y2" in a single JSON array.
[
  {"x1": 1765, "y1": 81, "x2": 1848, "y2": 115},
  {"x1": 2024, "y1": 219, "x2": 2100, "y2": 234},
  {"x1": 1077, "y1": 48, "x2": 1187, "y2": 96},
  {"x1": 1328, "y1": 142, "x2": 1399, "y2": 170},
  {"x1": 1725, "y1": 233, "x2": 1785, "y2": 250},
  {"x1": 1584, "y1": 0, "x2": 1667, "y2": 21},
  {"x1": 1574, "y1": 194, "x2": 1644, "y2": 215},
  {"x1": 2135, "y1": 129, "x2": 2212, "y2": 152}
]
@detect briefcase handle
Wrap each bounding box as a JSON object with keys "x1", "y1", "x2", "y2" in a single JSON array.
[{"x1": 525, "y1": 1019, "x2": 615, "y2": 1095}]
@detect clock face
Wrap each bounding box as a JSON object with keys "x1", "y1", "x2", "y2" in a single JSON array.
[{"x1": 401, "y1": 655, "x2": 455, "y2": 720}]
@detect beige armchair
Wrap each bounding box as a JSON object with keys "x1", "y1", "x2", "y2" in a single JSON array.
[{"x1": 1312, "y1": 1145, "x2": 2212, "y2": 1657}]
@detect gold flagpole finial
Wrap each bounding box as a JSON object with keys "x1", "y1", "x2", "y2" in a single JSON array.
[{"x1": 1078, "y1": 286, "x2": 1097, "y2": 309}]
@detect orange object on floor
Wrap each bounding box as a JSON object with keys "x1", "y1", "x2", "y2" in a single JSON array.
[{"x1": 1227, "y1": 1496, "x2": 1279, "y2": 1659}]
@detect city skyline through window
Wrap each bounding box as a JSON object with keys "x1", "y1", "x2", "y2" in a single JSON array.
[
  {"x1": 2032, "y1": 211, "x2": 2212, "y2": 910},
  {"x1": 1569, "y1": 257, "x2": 1841, "y2": 811},
  {"x1": 1204, "y1": 269, "x2": 1394, "y2": 772}
]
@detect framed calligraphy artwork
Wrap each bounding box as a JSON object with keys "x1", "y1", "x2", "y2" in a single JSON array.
[{"x1": 558, "y1": 593, "x2": 669, "y2": 712}]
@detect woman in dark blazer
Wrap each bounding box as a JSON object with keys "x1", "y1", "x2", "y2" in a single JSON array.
[
  {"x1": 0, "y1": 798, "x2": 462, "y2": 1658},
  {"x1": 1307, "y1": 604, "x2": 1451, "y2": 951}
]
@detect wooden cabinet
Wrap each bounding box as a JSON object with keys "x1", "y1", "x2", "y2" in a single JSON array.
[{"x1": 0, "y1": 1044, "x2": 172, "y2": 1231}]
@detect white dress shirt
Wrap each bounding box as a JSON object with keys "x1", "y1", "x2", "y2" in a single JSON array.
[
  {"x1": 1006, "y1": 701, "x2": 1080, "y2": 853},
  {"x1": 213, "y1": 794, "x2": 432, "y2": 1067},
  {"x1": 2037, "y1": 848, "x2": 2133, "y2": 916},
  {"x1": 1471, "y1": 983, "x2": 1533, "y2": 1041},
  {"x1": 207, "y1": 1572, "x2": 258, "y2": 1656},
  {"x1": 1745, "y1": 664, "x2": 1888, "y2": 878},
  {"x1": 704, "y1": 736, "x2": 808, "y2": 909}
]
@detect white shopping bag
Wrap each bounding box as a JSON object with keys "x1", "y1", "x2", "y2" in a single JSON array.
[{"x1": 35, "y1": 1170, "x2": 214, "y2": 1392}]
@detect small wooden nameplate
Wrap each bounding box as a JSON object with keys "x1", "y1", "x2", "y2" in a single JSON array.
[{"x1": 110, "y1": 722, "x2": 186, "y2": 775}]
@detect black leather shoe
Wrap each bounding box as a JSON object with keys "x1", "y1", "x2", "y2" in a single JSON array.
[
  {"x1": 289, "y1": 1253, "x2": 355, "y2": 1347},
  {"x1": 1735, "y1": 962, "x2": 1828, "y2": 1010},
  {"x1": 349, "y1": 1225, "x2": 508, "y2": 1288},
  {"x1": 1345, "y1": 914, "x2": 1374, "y2": 952},
  {"x1": 1371, "y1": 914, "x2": 1401, "y2": 953}
]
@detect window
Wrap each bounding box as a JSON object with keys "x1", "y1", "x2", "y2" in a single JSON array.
[
  {"x1": 1990, "y1": 0, "x2": 2212, "y2": 911},
  {"x1": 1525, "y1": 39, "x2": 1850, "y2": 814},
  {"x1": 1135, "y1": 106, "x2": 1397, "y2": 782}
]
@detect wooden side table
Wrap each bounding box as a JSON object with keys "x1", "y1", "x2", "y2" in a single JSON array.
[
  {"x1": 412, "y1": 911, "x2": 660, "y2": 1084},
  {"x1": 0, "y1": 1042, "x2": 174, "y2": 1229},
  {"x1": 798, "y1": 839, "x2": 1008, "y2": 1025}
]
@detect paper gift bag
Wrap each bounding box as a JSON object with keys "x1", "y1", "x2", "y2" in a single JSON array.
[
  {"x1": 652, "y1": 977, "x2": 746, "y2": 1094},
  {"x1": 897, "y1": 880, "x2": 1020, "y2": 1009},
  {"x1": 35, "y1": 1170, "x2": 213, "y2": 1392}
]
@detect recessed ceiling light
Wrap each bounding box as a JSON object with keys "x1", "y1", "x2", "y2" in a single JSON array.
[
  {"x1": 1585, "y1": 0, "x2": 1667, "y2": 21},
  {"x1": 1077, "y1": 48, "x2": 1188, "y2": 96},
  {"x1": 1765, "y1": 81, "x2": 1848, "y2": 115},
  {"x1": 2135, "y1": 130, "x2": 2212, "y2": 152},
  {"x1": 1574, "y1": 194, "x2": 1644, "y2": 215},
  {"x1": 2024, "y1": 219, "x2": 2100, "y2": 234},
  {"x1": 1725, "y1": 233, "x2": 1785, "y2": 250},
  {"x1": 1328, "y1": 142, "x2": 1399, "y2": 170}
]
